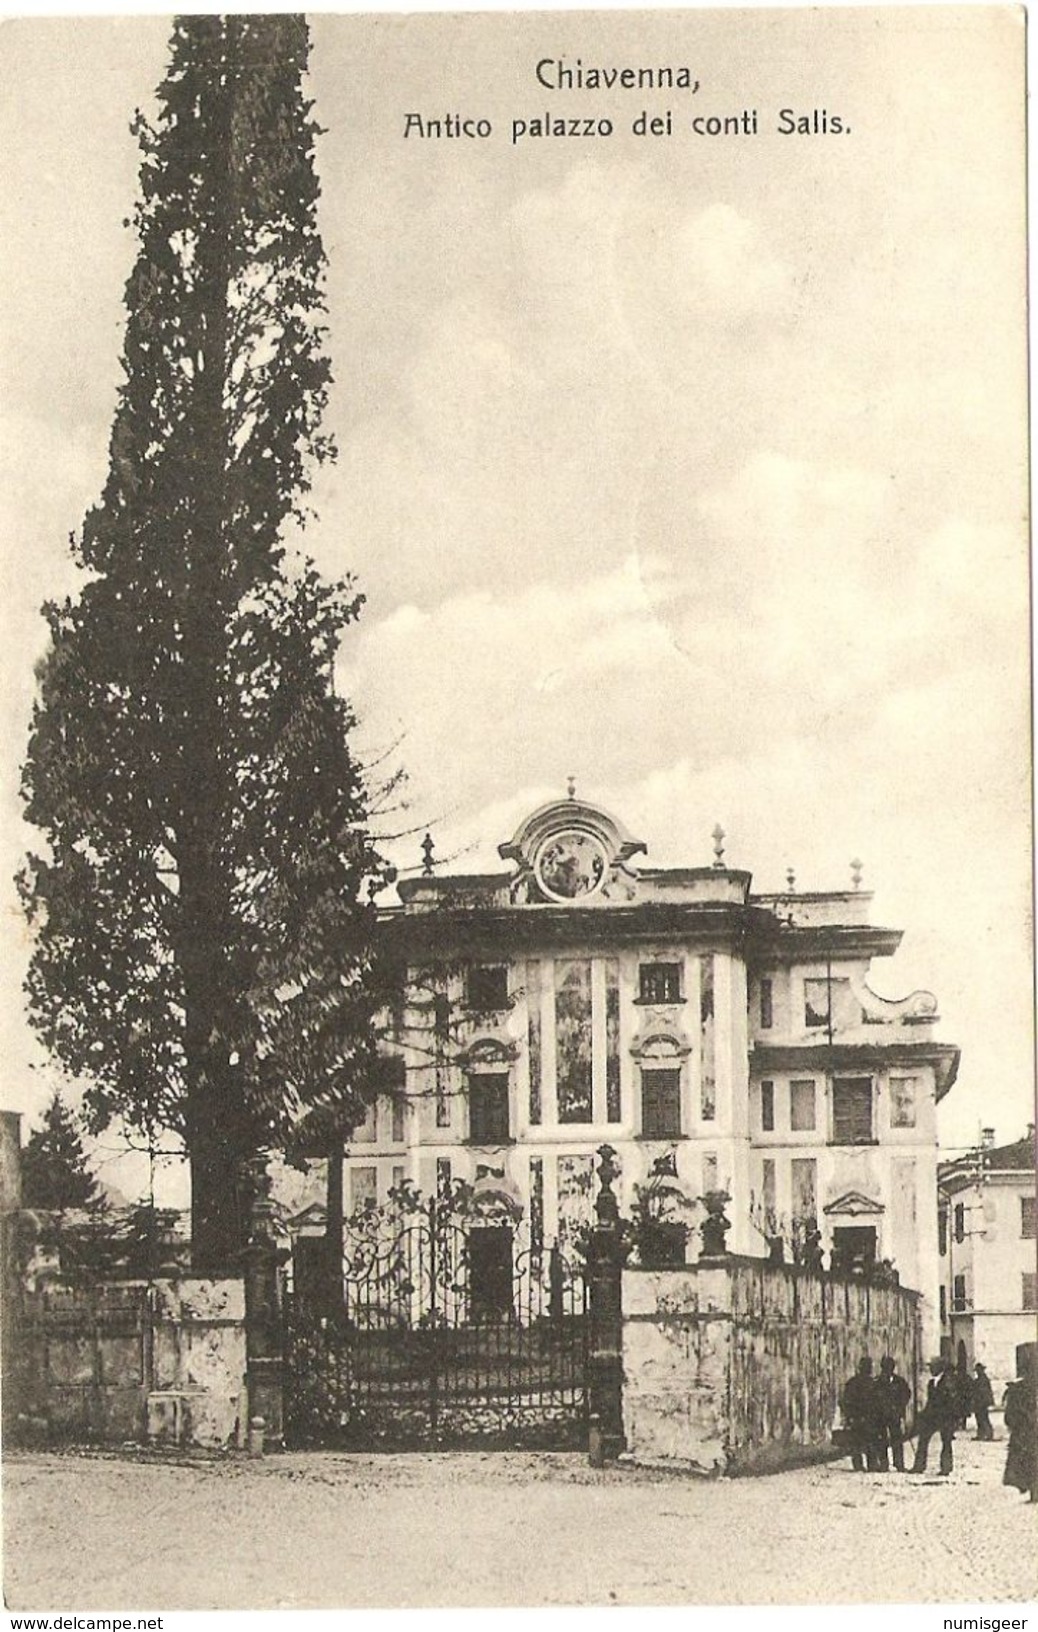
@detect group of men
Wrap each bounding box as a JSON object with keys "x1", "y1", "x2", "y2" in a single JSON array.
[{"x1": 841, "y1": 1354, "x2": 995, "y2": 1476}]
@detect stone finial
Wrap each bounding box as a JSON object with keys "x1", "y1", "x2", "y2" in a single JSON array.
[
  {"x1": 421, "y1": 832, "x2": 435, "y2": 876},
  {"x1": 711, "y1": 823, "x2": 726, "y2": 868},
  {"x1": 566, "y1": 775, "x2": 577, "y2": 799},
  {"x1": 851, "y1": 858, "x2": 863, "y2": 890},
  {"x1": 786, "y1": 866, "x2": 796, "y2": 893},
  {"x1": 594, "y1": 1144, "x2": 621, "y2": 1225}
]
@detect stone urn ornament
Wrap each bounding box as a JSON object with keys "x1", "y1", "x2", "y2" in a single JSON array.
[{"x1": 699, "y1": 1189, "x2": 732, "y2": 1258}]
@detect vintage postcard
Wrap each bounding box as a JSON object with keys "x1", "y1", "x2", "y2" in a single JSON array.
[{"x1": 0, "y1": 4, "x2": 1032, "y2": 1617}]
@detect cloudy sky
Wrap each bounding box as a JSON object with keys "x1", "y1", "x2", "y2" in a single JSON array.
[{"x1": 0, "y1": 7, "x2": 1030, "y2": 1200}]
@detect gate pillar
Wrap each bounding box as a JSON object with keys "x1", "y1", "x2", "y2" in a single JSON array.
[
  {"x1": 239, "y1": 1154, "x2": 289, "y2": 1450},
  {"x1": 586, "y1": 1144, "x2": 627, "y2": 1465}
]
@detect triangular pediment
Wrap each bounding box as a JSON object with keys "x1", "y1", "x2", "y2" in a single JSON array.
[{"x1": 823, "y1": 1190, "x2": 885, "y2": 1217}]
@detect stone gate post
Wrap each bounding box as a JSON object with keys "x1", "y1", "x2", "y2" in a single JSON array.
[
  {"x1": 586, "y1": 1143, "x2": 627, "y2": 1466},
  {"x1": 238, "y1": 1154, "x2": 288, "y2": 1450}
]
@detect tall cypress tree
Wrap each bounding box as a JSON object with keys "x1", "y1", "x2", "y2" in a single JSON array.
[
  {"x1": 19, "y1": 16, "x2": 388, "y2": 1271},
  {"x1": 21, "y1": 1092, "x2": 106, "y2": 1214}
]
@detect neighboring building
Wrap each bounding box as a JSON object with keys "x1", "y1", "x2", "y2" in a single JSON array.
[
  {"x1": 938, "y1": 1127, "x2": 1038, "y2": 1393},
  {"x1": 345, "y1": 792, "x2": 959, "y2": 1349}
]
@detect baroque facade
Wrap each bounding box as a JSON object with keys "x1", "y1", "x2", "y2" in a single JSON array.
[{"x1": 343, "y1": 793, "x2": 959, "y2": 1348}]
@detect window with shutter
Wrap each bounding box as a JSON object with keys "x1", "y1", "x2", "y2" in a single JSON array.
[
  {"x1": 641, "y1": 1068, "x2": 682, "y2": 1138},
  {"x1": 831, "y1": 1077, "x2": 873, "y2": 1143},
  {"x1": 469, "y1": 1073, "x2": 510, "y2": 1143}
]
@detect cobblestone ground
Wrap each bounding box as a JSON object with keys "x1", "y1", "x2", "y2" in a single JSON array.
[{"x1": 3, "y1": 1433, "x2": 1036, "y2": 1610}]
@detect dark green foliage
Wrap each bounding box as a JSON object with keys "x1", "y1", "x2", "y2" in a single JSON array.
[
  {"x1": 21, "y1": 1092, "x2": 105, "y2": 1213},
  {"x1": 19, "y1": 17, "x2": 388, "y2": 1270}
]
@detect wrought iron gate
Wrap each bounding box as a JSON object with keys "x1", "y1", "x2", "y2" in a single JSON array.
[{"x1": 284, "y1": 1202, "x2": 588, "y2": 1450}]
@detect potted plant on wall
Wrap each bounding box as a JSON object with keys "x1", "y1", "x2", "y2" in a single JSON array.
[{"x1": 631, "y1": 1154, "x2": 694, "y2": 1267}]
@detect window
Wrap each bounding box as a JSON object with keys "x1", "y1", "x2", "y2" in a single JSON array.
[
  {"x1": 939, "y1": 1284, "x2": 947, "y2": 1324},
  {"x1": 469, "y1": 1072, "x2": 510, "y2": 1144},
  {"x1": 1023, "y1": 1272, "x2": 1037, "y2": 1312},
  {"x1": 889, "y1": 1076, "x2": 917, "y2": 1129},
  {"x1": 952, "y1": 1273, "x2": 967, "y2": 1313},
  {"x1": 831, "y1": 1077, "x2": 873, "y2": 1143},
  {"x1": 804, "y1": 978, "x2": 831, "y2": 1029},
  {"x1": 954, "y1": 1202, "x2": 965, "y2": 1244},
  {"x1": 639, "y1": 963, "x2": 682, "y2": 1005},
  {"x1": 467, "y1": 964, "x2": 509, "y2": 1012},
  {"x1": 353, "y1": 1101, "x2": 377, "y2": 1143},
  {"x1": 350, "y1": 1166, "x2": 377, "y2": 1213},
  {"x1": 790, "y1": 1079, "x2": 816, "y2": 1132},
  {"x1": 938, "y1": 1206, "x2": 948, "y2": 1257},
  {"x1": 391, "y1": 1097, "x2": 405, "y2": 1144},
  {"x1": 641, "y1": 1069, "x2": 682, "y2": 1138},
  {"x1": 760, "y1": 1080, "x2": 775, "y2": 1132},
  {"x1": 1022, "y1": 1196, "x2": 1036, "y2": 1240},
  {"x1": 391, "y1": 1165, "x2": 405, "y2": 1193},
  {"x1": 760, "y1": 978, "x2": 773, "y2": 1030}
]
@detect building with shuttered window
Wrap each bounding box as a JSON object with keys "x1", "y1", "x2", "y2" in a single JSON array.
[
  {"x1": 343, "y1": 792, "x2": 959, "y2": 1345},
  {"x1": 937, "y1": 1128, "x2": 1037, "y2": 1392}
]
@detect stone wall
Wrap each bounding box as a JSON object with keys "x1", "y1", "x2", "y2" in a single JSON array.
[
  {"x1": 622, "y1": 1256, "x2": 922, "y2": 1476},
  {"x1": 14, "y1": 1276, "x2": 247, "y2": 1449}
]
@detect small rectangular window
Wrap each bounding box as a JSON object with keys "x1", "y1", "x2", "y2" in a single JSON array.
[
  {"x1": 641, "y1": 1069, "x2": 682, "y2": 1138},
  {"x1": 467, "y1": 964, "x2": 509, "y2": 1011},
  {"x1": 952, "y1": 1273, "x2": 967, "y2": 1312},
  {"x1": 639, "y1": 963, "x2": 682, "y2": 1005},
  {"x1": 1023, "y1": 1272, "x2": 1037, "y2": 1311},
  {"x1": 791, "y1": 1079, "x2": 816, "y2": 1132},
  {"x1": 938, "y1": 1207, "x2": 948, "y2": 1257},
  {"x1": 391, "y1": 1097, "x2": 405, "y2": 1144},
  {"x1": 954, "y1": 1202, "x2": 965, "y2": 1244},
  {"x1": 760, "y1": 1080, "x2": 775, "y2": 1132},
  {"x1": 939, "y1": 1284, "x2": 947, "y2": 1324},
  {"x1": 1022, "y1": 1196, "x2": 1036, "y2": 1240},
  {"x1": 831, "y1": 1077, "x2": 873, "y2": 1144},
  {"x1": 760, "y1": 978, "x2": 773, "y2": 1030},
  {"x1": 391, "y1": 1164, "x2": 405, "y2": 1193}
]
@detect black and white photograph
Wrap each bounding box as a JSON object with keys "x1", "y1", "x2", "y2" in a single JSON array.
[{"x1": 0, "y1": 3, "x2": 1034, "y2": 1614}]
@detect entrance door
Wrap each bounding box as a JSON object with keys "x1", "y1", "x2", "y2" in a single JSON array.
[
  {"x1": 831, "y1": 1225, "x2": 877, "y2": 1275},
  {"x1": 468, "y1": 1226, "x2": 514, "y2": 1319}
]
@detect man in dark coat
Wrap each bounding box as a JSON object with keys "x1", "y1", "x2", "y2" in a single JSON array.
[
  {"x1": 842, "y1": 1356, "x2": 879, "y2": 1471},
  {"x1": 972, "y1": 1362, "x2": 995, "y2": 1441},
  {"x1": 1003, "y1": 1346, "x2": 1036, "y2": 1499},
  {"x1": 873, "y1": 1354, "x2": 912, "y2": 1471},
  {"x1": 911, "y1": 1356, "x2": 959, "y2": 1475}
]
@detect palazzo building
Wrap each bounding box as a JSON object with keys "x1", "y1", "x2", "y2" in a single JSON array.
[
  {"x1": 938, "y1": 1128, "x2": 1037, "y2": 1391},
  {"x1": 343, "y1": 792, "x2": 959, "y2": 1346}
]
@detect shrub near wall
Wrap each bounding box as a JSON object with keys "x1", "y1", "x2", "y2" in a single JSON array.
[{"x1": 622, "y1": 1257, "x2": 921, "y2": 1476}]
